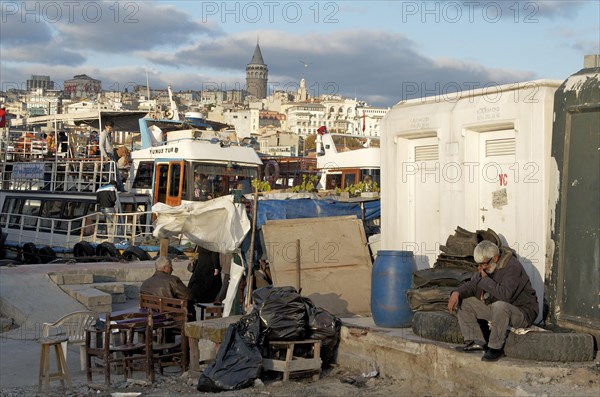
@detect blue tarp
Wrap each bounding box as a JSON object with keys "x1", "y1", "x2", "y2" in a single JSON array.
[{"x1": 254, "y1": 198, "x2": 380, "y2": 229}]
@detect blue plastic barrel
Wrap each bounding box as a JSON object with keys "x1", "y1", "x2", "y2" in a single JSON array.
[{"x1": 371, "y1": 250, "x2": 415, "y2": 327}]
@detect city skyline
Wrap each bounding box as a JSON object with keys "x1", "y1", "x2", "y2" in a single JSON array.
[{"x1": 1, "y1": 1, "x2": 599, "y2": 107}]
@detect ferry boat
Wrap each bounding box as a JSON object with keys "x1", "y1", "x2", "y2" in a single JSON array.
[
  {"x1": 0, "y1": 116, "x2": 262, "y2": 263},
  {"x1": 315, "y1": 127, "x2": 380, "y2": 191}
]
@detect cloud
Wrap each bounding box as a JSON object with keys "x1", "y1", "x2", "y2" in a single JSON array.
[
  {"x1": 2, "y1": 44, "x2": 86, "y2": 66},
  {"x1": 0, "y1": 1, "x2": 221, "y2": 65},
  {"x1": 140, "y1": 29, "x2": 534, "y2": 106},
  {"x1": 0, "y1": 5, "x2": 53, "y2": 45},
  {"x1": 54, "y1": 1, "x2": 220, "y2": 53}
]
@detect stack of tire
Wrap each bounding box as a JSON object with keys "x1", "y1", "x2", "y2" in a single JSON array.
[
  {"x1": 410, "y1": 226, "x2": 595, "y2": 362},
  {"x1": 408, "y1": 226, "x2": 490, "y2": 344}
]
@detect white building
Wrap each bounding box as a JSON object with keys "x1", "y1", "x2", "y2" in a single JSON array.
[
  {"x1": 258, "y1": 131, "x2": 302, "y2": 156},
  {"x1": 24, "y1": 89, "x2": 61, "y2": 116},
  {"x1": 356, "y1": 106, "x2": 389, "y2": 137},
  {"x1": 64, "y1": 74, "x2": 101, "y2": 99},
  {"x1": 380, "y1": 80, "x2": 562, "y2": 323},
  {"x1": 199, "y1": 90, "x2": 226, "y2": 106},
  {"x1": 283, "y1": 102, "x2": 326, "y2": 135},
  {"x1": 223, "y1": 108, "x2": 259, "y2": 139}
]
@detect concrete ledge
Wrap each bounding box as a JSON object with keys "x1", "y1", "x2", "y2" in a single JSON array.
[
  {"x1": 48, "y1": 272, "x2": 93, "y2": 285},
  {"x1": 92, "y1": 282, "x2": 125, "y2": 294},
  {"x1": 123, "y1": 283, "x2": 142, "y2": 299},
  {"x1": 60, "y1": 285, "x2": 112, "y2": 313},
  {"x1": 338, "y1": 318, "x2": 599, "y2": 396}
]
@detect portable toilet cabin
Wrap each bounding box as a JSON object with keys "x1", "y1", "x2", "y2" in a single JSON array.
[
  {"x1": 547, "y1": 55, "x2": 600, "y2": 340},
  {"x1": 381, "y1": 80, "x2": 562, "y2": 323}
]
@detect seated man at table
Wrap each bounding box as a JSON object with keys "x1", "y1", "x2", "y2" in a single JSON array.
[{"x1": 140, "y1": 256, "x2": 196, "y2": 321}]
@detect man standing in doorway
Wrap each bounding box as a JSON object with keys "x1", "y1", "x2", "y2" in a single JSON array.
[{"x1": 99, "y1": 120, "x2": 125, "y2": 192}]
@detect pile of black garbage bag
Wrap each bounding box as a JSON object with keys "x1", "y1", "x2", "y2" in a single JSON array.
[{"x1": 197, "y1": 286, "x2": 342, "y2": 392}]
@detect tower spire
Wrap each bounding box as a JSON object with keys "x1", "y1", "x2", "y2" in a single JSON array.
[{"x1": 246, "y1": 42, "x2": 268, "y2": 99}]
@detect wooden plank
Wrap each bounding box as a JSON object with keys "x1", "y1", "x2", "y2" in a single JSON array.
[
  {"x1": 159, "y1": 238, "x2": 169, "y2": 257},
  {"x1": 262, "y1": 216, "x2": 372, "y2": 316},
  {"x1": 262, "y1": 357, "x2": 321, "y2": 372}
]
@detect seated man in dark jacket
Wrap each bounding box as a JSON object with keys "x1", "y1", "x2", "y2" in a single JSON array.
[
  {"x1": 447, "y1": 240, "x2": 538, "y2": 361},
  {"x1": 140, "y1": 256, "x2": 196, "y2": 321}
]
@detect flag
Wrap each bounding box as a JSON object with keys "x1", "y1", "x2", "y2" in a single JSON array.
[{"x1": 317, "y1": 126, "x2": 327, "y2": 135}]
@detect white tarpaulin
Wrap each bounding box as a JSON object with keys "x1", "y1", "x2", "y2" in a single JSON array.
[{"x1": 152, "y1": 195, "x2": 250, "y2": 254}]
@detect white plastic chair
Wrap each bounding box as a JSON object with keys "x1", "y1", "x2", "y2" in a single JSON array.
[{"x1": 42, "y1": 311, "x2": 97, "y2": 371}]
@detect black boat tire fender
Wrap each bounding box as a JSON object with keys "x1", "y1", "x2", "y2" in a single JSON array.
[
  {"x1": 22, "y1": 243, "x2": 41, "y2": 264},
  {"x1": 122, "y1": 246, "x2": 151, "y2": 261},
  {"x1": 38, "y1": 246, "x2": 57, "y2": 264},
  {"x1": 96, "y1": 242, "x2": 121, "y2": 258},
  {"x1": 73, "y1": 241, "x2": 96, "y2": 258},
  {"x1": 151, "y1": 245, "x2": 184, "y2": 260}
]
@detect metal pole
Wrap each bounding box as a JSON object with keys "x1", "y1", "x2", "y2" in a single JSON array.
[
  {"x1": 296, "y1": 239, "x2": 301, "y2": 293},
  {"x1": 243, "y1": 185, "x2": 259, "y2": 312}
]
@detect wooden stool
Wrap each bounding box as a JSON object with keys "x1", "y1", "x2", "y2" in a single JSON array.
[
  {"x1": 38, "y1": 336, "x2": 72, "y2": 395},
  {"x1": 196, "y1": 303, "x2": 224, "y2": 321},
  {"x1": 262, "y1": 339, "x2": 322, "y2": 381}
]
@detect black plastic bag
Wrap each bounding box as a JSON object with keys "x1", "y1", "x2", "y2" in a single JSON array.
[
  {"x1": 253, "y1": 286, "x2": 307, "y2": 341},
  {"x1": 302, "y1": 297, "x2": 342, "y2": 364},
  {"x1": 197, "y1": 312, "x2": 263, "y2": 392}
]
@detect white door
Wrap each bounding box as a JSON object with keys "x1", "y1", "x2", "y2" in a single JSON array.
[
  {"x1": 408, "y1": 137, "x2": 440, "y2": 268},
  {"x1": 477, "y1": 130, "x2": 517, "y2": 247}
]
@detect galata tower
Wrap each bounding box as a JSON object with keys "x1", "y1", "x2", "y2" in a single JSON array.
[{"x1": 246, "y1": 42, "x2": 268, "y2": 99}]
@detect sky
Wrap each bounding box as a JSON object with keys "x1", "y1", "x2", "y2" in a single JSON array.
[{"x1": 1, "y1": 0, "x2": 599, "y2": 107}]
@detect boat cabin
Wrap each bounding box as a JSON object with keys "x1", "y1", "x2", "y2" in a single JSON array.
[
  {"x1": 130, "y1": 118, "x2": 263, "y2": 207},
  {"x1": 316, "y1": 130, "x2": 380, "y2": 190}
]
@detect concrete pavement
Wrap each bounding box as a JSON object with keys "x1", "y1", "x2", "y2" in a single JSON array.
[{"x1": 1, "y1": 260, "x2": 599, "y2": 396}]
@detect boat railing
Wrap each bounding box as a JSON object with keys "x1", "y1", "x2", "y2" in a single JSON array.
[
  {"x1": 1, "y1": 158, "x2": 120, "y2": 193},
  {"x1": 0, "y1": 209, "x2": 155, "y2": 250},
  {"x1": 159, "y1": 134, "x2": 249, "y2": 147},
  {"x1": 1, "y1": 135, "x2": 48, "y2": 162}
]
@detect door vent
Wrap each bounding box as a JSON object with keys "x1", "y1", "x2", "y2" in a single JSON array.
[
  {"x1": 486, "y1": 138, "x2": 515, "y2": 157},
  {"x1": 414, "y1": 145, "x2": 439, "y2": 162}
]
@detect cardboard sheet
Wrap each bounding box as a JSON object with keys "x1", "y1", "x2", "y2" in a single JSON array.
[{"x1": 262, "y1": 215, "x2": 372, "y2": 316}]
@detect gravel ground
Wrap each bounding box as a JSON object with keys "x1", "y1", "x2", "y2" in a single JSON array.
[{"x1": 0, "y1": 365, "x2": 407, "y2": 397}]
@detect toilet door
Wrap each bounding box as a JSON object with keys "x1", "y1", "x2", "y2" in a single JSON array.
[{"x1": 477, "y1": 130, "x2": 517, "y2": 246}]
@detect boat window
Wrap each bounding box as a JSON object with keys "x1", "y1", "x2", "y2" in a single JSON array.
[
  {"x1": 22, "y1": 199, "x2": 42, "y2": 228},
  {"x1": 0, "y1": 197, "x2": 22, "y2": 228},
  {"x1": 193, "y1": 164, "x2": 257, "y2": 178},
  {"x1": 61, "y1": 201, "x2": 94, "y2": 232},
  {"x1": 168, "y1": 163, "x2": 181, "y2": 197},
  {"x1": 343, "y1": 172, "x2": 358, "y2": 189},
  {"x1": 361, "y1": 169, "x2": 381, "y2": 186},
  {"x1": 133, "y1": 161, "x2": 154, "y2": 189},
  {"x1": 325, "y1": 174, "x2": 342, "y2": 190},
  {"x1": 39, "y1": 200, "x2": 64, "y2": 231},
  {"x1": 190, "y1": 164, "x2": 258, "y2": 200}
]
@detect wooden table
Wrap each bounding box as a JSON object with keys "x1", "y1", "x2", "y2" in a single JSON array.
[
  {"x1": 184, "y1": 315, "x2": 242, "y2": 372},
  {"x1": 195, "y1": 303, "x2": 224, "y2": 321}
]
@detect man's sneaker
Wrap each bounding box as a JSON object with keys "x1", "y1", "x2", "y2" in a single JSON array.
[
  {"x1": 481, "y1": 348, "x2": 504, "y2": 361},
  {"x1": 455, "y1": 340, "x2": 488, "y2": 352}
]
